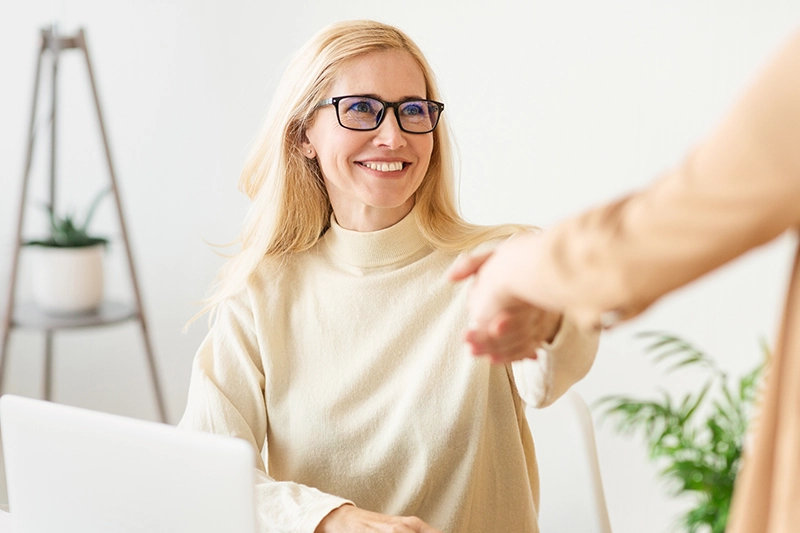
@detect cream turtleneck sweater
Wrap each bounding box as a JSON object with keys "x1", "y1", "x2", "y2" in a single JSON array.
[{"x1": 179, "y1": 209, "x2": 598, "y2": 533}]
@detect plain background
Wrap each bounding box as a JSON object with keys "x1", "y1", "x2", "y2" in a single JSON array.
[{"x1": 1, "y1": 1, "x2": 799, "y2": 531}]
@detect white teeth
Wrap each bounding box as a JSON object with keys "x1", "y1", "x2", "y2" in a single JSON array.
[{"x1": 362, "y1": 161, "x2": 403, "y2": 172}]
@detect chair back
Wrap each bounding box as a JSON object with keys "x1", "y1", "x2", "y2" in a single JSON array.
[{"x1": 526, "y1": 390, "x2": 613, "y2": 533}]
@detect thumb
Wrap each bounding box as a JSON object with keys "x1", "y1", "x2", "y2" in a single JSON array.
[
  {"x1": 419, "y1": 523, "x2": 444, "y2": 533},
  {"x1": 446, "y1": 250, "x2": 493, "y2": 282}
]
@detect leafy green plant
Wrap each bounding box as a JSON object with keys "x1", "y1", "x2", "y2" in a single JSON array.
[
  {"x1": 25, "y1": 187, "x2": 110, "y2": 248},
  {"x1": 596, "y1": 332, "x2": 767, "y2": 533}
]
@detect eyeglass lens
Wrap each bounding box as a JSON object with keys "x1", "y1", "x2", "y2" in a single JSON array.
[{"x1": 336, "y1": 97, "x2": 440, "y2": 133}]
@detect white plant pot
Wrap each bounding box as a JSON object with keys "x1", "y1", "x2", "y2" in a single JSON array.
[{"x1": 30, "y1": 243, "x2": 105, "y2": 315}]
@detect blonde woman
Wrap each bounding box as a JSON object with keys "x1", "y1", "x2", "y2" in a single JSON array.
[{"x1": 179, "y1": 20, "x2": 598, "y2": 533}]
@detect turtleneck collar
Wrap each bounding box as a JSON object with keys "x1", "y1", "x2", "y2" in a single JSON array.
[{"x1": 322, "y1": 205, "x2": 431, "y2": 270}]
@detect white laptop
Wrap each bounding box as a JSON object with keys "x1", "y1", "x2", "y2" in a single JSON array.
[{"x1": 0, "y1": 394, "x2": 255, "y2": 533}]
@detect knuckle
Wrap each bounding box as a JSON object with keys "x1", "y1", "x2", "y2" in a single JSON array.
[{"x1": 404, "y1": 516, "x2": 424, "y2": 526}]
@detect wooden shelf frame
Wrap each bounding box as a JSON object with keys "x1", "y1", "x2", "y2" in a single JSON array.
[{"x1": 0, "y1": 26, "x2": 168, "y2": 422}]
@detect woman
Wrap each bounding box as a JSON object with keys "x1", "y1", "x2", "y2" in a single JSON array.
[
  {"x1": 450, "y1": 31, "x2": 800, "y2": 533},
  {"x1": 180, "y1": 20, "x2": 598, "y2": 533}
]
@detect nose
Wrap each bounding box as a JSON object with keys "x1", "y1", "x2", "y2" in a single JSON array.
[{"x1": 372, "y1": 108, "x2": 407, "y2": 149}]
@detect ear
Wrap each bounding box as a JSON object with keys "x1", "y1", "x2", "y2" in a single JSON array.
[{"x1": 301, "y1": 132, "x2": 316, "y2": 159}]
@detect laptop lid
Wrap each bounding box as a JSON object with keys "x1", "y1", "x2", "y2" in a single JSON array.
[{"x1": 0, "y1": 394, "x2": 255, "y2": 533}]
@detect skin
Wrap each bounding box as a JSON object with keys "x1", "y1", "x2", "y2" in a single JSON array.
[
  {"x1": 303, "y1": 49, "x2": 433, "y2": 232},
  {"x1": 303, "y1": 50, "x2": 560, "y2": 532},
  {"x1": 448, "y1": 232, "x2": 561, "y2": 362},
  {"x1": 316, "y1": 505, "x2": 443, "y2": 533}
]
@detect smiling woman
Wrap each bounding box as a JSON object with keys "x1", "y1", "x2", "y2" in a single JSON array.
[
  {"x1": 178, "y1": 19, "x2": 599, "y2": 533},
  {"x1": 303, "y1": 49, "x2": 435, "y2": 231}
]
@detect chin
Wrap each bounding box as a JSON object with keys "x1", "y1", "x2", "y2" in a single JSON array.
[{"x1": 365, "y1": 196, "x2": 415, "y2": 210}]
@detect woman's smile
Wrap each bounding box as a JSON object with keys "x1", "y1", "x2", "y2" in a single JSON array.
[{"x1": 356, "y1": 160, "x2": 409, "y2": 174}]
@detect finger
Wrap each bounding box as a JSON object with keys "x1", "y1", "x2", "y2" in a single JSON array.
[
  {"x1": 487, "y1": 303, "x2": 550, "y2": 334},
  {"x1": 446, "y1": 250, "x2": 493, "y2": 282},
  {"x1": 404, "y1": 516, "x2": 444, "y2": 533},
  {"x1": 487, "y1": 309, "x2": 514, "y2": 337},
  {"x1": 489, "y1": 335, "x2": 536, "y2": 356},
  {"x1": 470, "y1": 324, "x2": 521, "y2": 354},
  {"x1": 485, "y1": 341, "x2": 542, "y2": 364},
  {"x1": 488, "y1": 341, "x2": 541, "y2": 363},
  {"x1": 464, "y1": 327, "x2": 494, "y2": 354},
  {"x1": 496, "y1": 310, "x2": 560, "y2": 346},
  {"x1": 480, "y1": 330, "x2": 540, "y2": 358},
  {"x1": 486, "y1": 314, "x2": 545, "y2": 346},
  {"x1": 487, "y1": 352, "x2": 512, "y2": 365},
  {"x1": 467, "y1": 322, "x2": 539, "y2": 353},
  {"x1": 466, "y1": 334, "x2": 538, "y2": 363}
]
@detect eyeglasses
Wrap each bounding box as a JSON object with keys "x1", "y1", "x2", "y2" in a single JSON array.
[{"x1": 316, "y1": 95, "x2": 444, "y2": 134}]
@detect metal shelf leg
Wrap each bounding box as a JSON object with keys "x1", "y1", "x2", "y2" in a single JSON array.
[{"x1": 44, "y1": 330, "x2": 54, "y2": 402}]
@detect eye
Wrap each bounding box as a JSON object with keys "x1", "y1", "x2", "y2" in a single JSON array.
[
  {"x1": 342, "y1": 97, "x2": 380, "y2": 115},
  {"x1": 350, "y1": 101, "x2": 372, "y2": 113},
  {"x1": 400, "y1": 102, "x2": 425, "y2": 117}
]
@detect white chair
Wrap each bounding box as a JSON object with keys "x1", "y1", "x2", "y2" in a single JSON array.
[{"x1": 526, "y1": 390, "x2": 613, "y2": 533}]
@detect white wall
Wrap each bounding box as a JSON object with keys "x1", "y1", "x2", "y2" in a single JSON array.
[{"x1": 1, "y1": 1, "x2": 798, "y2": 532}]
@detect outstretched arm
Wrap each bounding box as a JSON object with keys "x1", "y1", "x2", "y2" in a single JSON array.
[{"x1": 451, "y1": 31, "x2": 800, "y2": 333}]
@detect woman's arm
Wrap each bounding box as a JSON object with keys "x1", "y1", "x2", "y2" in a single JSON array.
[
  {"x1": 180, "y1": 293, "x2": 444, "y2": 533},
  {"x1": 179, "y1": 293, "x2": 351, "y2": 533},
  {"x1": 452, "y1": 30, "x2": 800, "y2": 333},
  {"x1": 510, "y1": 314, "x2": 599, "y2": 408}
]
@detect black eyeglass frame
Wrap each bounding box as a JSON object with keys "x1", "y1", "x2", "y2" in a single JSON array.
[{"x1": 316, "y1": 95, "x2": 445, "y2": 134}]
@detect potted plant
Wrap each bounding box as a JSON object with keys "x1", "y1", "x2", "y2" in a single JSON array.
[
  {"x1": 596, "y1": 332, "x2": 766, "y2": 533},
  {"x1": 25, "y1": 188, "x2": 110, "y2": 315}
]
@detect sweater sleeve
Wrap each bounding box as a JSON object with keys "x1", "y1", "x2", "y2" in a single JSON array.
[
  {"x1": 178, "y1": 293, "x2": 351, "y2": 533},
  {"x1": 510, "y1": 314, "x2": 599, "y2": 408},
  {"x1": 521, "y1": 31, "x2": 800, "y2": 330}
]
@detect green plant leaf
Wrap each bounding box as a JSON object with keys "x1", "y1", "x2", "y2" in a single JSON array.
[
  {"x1": 27, "y1": 188, "x2": 109, "y2": 248},
  {"x1": 79, "y1": 186, "x2": 111, "y2": 233},
  {"x1": 596, "y1": 331, "x2": 766, "y2": 533},
  {"x1": 637, "y1": 331, "x2": 723, "y2": 377}
]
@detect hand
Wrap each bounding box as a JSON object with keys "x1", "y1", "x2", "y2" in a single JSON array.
[
  {"x1": 464, "y1": 297, "x2": 562, "y2": 364},
  {"x1": 448, "y1": 233, "x2": 561, "y2": 364},
  {"x1": 315, "y1": 504, "x2": 443, "y2": 533}
]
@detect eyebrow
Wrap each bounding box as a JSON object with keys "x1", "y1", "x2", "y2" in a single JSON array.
[{"x1": 356, "y1": 93, "x2": 428, "y2": 101}]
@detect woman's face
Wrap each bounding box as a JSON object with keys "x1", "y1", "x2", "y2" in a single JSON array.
[{"x1": 303, "y1": 49, "x2": 434, "y2": 232}]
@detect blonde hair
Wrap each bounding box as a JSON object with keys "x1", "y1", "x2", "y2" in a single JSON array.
[{"x1": 197, "y1": 20, "x2": 527, "y2": 322}]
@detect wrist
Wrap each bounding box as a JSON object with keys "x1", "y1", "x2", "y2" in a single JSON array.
[
  {"x1": 314, "y1": 504, "x2": 355, "y2": 533},
  {"x1": 503, "y1": 231, "x2": 548, "y2": 308},
  {"x1": 544, "y1": 313, "x2": 563, "y2": 344}
]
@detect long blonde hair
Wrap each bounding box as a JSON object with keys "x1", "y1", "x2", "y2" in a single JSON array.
[{"x1": 198, "y1": 20, "x2": 526, "y2": 321}]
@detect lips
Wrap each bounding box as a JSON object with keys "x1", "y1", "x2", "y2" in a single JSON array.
[{"x1": 357, "y1": 161, "x2": 407, "y2": 172}]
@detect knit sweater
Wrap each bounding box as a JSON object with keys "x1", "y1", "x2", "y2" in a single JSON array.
[{"x1": 179, "y1": 208, "x2": 599, "y2": 533}]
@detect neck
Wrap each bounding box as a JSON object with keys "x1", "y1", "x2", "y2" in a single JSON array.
[{"x1": 331, "y1": 199, "x2": 415, "y2": 232}]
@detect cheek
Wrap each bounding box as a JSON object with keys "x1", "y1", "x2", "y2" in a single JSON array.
[
  {"x1": 323, "y1": 132, "x2": 357, "y2": 157},
  {"x1": 415, "y1": 138, "x2": 435, "y2": 171},
  {"x1": 320, "y1": 139, "x2": 357, "y2": 177},
  {"x1": 309, "y1": 127, "x2": 357, "y2": 177}
]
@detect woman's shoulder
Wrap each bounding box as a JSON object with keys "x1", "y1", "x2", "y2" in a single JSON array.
[
  {"x1": 245, "y1": 242, "x2": 331, "y2": 293},
  {"x1": 247, "y1": 250, "x2": 303, "y2": 289},
  {"x1": 460, "y1": 226, "x2": 538, "y2": 255},
  {"x1": 426, "y1": 216, "x2": 537, "y2": 256}
]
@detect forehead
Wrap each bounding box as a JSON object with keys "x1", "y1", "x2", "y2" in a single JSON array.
[{"x1": 327, "y1": 49, "x2": 427, "y2": 100}]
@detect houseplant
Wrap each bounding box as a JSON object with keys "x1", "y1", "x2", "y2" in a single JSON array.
[
  {"x1": 25, "y1": 188, "x2": 110, "y2": 315},
  {"x1": 596, "y1": 332, "x2": 766, "y2": 533}
]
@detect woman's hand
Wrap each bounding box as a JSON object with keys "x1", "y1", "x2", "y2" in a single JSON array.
[
  {"x1": 315, "y1": 504, "x2": 443, "y2": 533},
  {"x1": 448, "y1": 233, "x2": 562, "y2": 364},
  {"x1": 463, "y1": 296, "x2": 562, "y2": 364}
]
